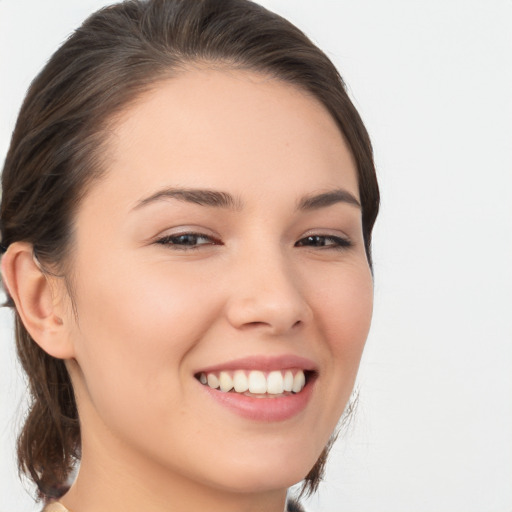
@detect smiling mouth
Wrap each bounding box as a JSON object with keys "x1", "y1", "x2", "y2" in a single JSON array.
[{"x1": 195, "y1": 369, "x2": 314, "y2": 397}]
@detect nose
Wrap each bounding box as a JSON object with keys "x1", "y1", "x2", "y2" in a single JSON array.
[{"x1": 224, "y1": 248, "x2": 312, "y2": 336}]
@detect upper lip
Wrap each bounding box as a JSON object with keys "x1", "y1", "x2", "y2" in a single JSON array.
[{"x1": 195, "y1": 354, "x2": 318, "y2": 374}]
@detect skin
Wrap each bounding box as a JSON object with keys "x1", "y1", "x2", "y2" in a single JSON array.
[{"x1": 3, "y1": 67, "x2": 373, "y2": 512}]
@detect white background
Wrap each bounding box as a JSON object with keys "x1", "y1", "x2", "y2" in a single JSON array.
[{"x1": 1, "y1": 1, "x2": 511, "y2": 511}]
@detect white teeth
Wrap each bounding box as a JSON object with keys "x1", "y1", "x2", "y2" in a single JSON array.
[
  {"x1": 249, "y1": 370, "x2": 267, "y2": 394},
  {"x1": 219, "y1": 372, "x2": 234, "y2": 392},
  {"x1": 201, "y1": 369, "x2": 307, "y2": 395},
  {"x1": 283, "y1": 370, "x2": 294, "y2": 392},
  {"x1": 233, "y1": 370, "x2": 249, "y2": 392},
  {"x1": 292, "y1": 370, "x2": 306, "y2": 393},
  {"x1": 207, "y1": 373, "x2": 219, "y2": 389},
  {"x1": 266, "y1": 371, "x2": 284, "y2": 395}
]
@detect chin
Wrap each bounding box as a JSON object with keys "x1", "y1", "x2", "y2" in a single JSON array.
[
  {"x1": 210, "y1": 465, "x2": 309, "y2": 495},
  {"x1": 197, "y1": 440, "x2": 323, "y2": 494}
]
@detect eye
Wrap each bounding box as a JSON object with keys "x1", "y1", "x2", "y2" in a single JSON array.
[
  {"x1": 155, "y1": 232, "x2": 220, "y2": 249},
  {"x1": 295, "y1": 234, "x2": 352, "y2": 249}
]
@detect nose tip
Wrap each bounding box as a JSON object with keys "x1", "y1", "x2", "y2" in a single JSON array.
[
  {"x1": 227, "y1": 298, "x2": 305, "y2": 335},
  {"x1": 224, "y1": 259, "x2": 312, "y2": 335}
]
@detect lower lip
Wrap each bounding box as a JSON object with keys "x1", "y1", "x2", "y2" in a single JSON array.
[{"x1": 198, "y1": 377, "x2": 316, "y2": 422}]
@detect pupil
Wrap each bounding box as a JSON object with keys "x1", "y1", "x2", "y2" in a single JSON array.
[{"x1": 179, "y1": 234, "x2": 197, "y2": 244}]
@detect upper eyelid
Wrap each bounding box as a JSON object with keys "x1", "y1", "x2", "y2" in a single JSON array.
[
  {"x1": 295, "y1": 234, "x2": 352, "y2": 246},
  {"x1": 156, "y1": 232, "x2": 219, "y2": 243},
  {"x1": 150, "y1": 227, "x2": 352, "y2": 244},
  {"x1": 151, "y1": 225, "x2": 220, "y2": 241},
  {"x1": 154, "y1": 232, "x2": 352, "y2": 247},
  {"x1": 297, "y1": 230, "x2": 352, "y2": 243}
]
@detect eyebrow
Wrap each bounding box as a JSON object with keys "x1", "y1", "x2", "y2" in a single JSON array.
[
  {"x1": 297, "y1": 189, "x2": 361, "y2": 210},
  {"x1": 133, "y1": 188, "x2": 242, "y2": 211},
  {"x1": 133, "y1": 187, "x2": 360, "y2": 212}
]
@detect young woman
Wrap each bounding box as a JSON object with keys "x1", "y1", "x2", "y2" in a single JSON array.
[{"x1": 0, "y1": 1, "x2": 379, "y2": 511}]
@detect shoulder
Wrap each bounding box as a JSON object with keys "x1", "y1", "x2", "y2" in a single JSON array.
[
  {"x1": 42, "y1": 499, "x2": 303, "y2": 512},
  {"x1": 41, "y1": 503, "x2": 70, "y2": 512}
]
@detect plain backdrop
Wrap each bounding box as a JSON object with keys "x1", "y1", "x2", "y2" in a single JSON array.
[{"x1": 1, "y1": 1, "x2": 511, "y2": 511}]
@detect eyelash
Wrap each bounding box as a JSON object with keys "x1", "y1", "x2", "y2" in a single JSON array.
[
  {"x1": 155, "y1": 232, "x2": 352, "y2": 250},
  {"x1": 155, "y1": 233, "x2": 219, "y2": 249},
  {"x1": 294, "y1": 235, "x2": 352, "y2": 249}
]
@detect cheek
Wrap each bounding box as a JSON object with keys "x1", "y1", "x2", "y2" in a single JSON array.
[
  {"x1": 316, "y1": 259, "x2": 372, "y2": 329},
  {"x1": 312, "y1": 261, "x2": 373, "y2": 376},
  {"x1": 75, "y1": 257, "x2": 216, "y2": 344},
  {"x1": 68, "y1": 261, "x2": 221, "y2": 415}
]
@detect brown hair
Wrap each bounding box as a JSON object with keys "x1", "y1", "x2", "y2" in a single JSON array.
[{"x1": 0, "y1": 0, "x2": 379, "y2": 501}]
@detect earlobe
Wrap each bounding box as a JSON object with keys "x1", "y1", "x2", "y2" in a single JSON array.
[{"x1": 1, "y1": 242, "x2": 75, "y2": 359}]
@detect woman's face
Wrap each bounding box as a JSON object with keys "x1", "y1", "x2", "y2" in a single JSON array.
[{"x1": 62, "y1": 68, "x2": 373, "y2": 494}]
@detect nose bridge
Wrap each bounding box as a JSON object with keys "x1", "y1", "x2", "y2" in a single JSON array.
[{"x1": 225, "y1": 240, "x2": 311, "y2": 334}]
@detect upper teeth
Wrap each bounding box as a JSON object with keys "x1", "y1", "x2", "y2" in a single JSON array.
[{"x1": 199, "y1": 369, "x2": 306, "y2": 395}]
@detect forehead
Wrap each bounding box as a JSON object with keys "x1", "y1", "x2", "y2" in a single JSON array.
[{"x1": 91, "y1": 67, "x2": 359, "y2": 210}]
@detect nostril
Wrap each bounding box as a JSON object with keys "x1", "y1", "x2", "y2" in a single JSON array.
[{"x1": 237, "y1": 321, "x2": 266, "y2": 331}]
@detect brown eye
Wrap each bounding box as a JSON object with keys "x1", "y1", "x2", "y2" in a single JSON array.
[
  {"x1": 156, "y1": 233, "x2": 219, "y2": 249},
  {"x1": 295, "y1": 235, "x2": 352, "y2": 249}
]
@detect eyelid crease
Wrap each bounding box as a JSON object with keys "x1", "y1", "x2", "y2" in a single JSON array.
[
  {"x1": 298, "y1": 226, "x2": 352, "y2": 242},
  {"x1": 149, "y1": 225, "x2": 354, "y2": 252},
  {"x1": 146, "y1": 223, "x2": 221, "y2": 242}
]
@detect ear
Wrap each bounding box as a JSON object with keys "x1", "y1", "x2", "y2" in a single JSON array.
[{"x1": 1, "y1": 241, "x2": 75, "y2": 359}]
